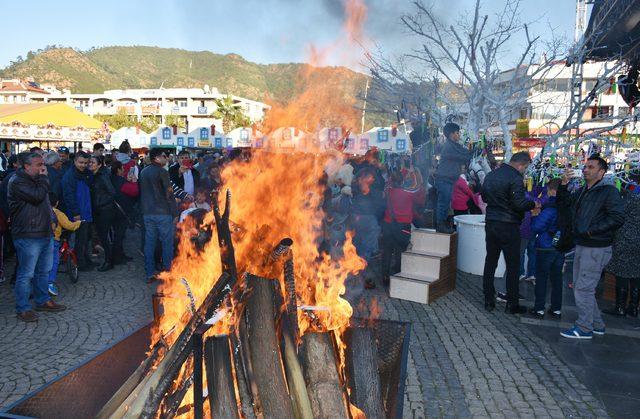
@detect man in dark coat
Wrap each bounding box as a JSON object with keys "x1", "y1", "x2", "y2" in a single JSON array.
[
  {"x1": 481, "y1": 152, "x2": 538, "y2": 314},
  {"x1": 61, "y1": 151, "x2": 93, "y2": 271},
  {"x1": 604, "y1": 192, "x2": 640, "y2": 317},
  {"x1": 8, "y1": 152, "x2": 66, "y2": 322},
  {"x1": 558, "y1": 155, "x2": 625, "y2": 339},
  {"x1": 434, "y1": 123, "x2": 471, "y2": 233},
  {"x1": 45, "y1": 151, "x2": 64, "y2": 205},
  {"x1": 169, "y1": 150, "x2": 200, "y2": 202},
  {"x1": 140, "y1": 148, "x2": 176, "y2": 282}
]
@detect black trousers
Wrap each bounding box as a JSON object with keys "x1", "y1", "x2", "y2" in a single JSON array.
[
  {"x1": 112, "y1": 215, "x2": 127, "y2": 262},
  {"x1": 94, "y1": 208, "x2": 115, "y2": 264},
  {"x1": 75, "y1": 221, "x2": 92, "y2": 267},
  {"x1": 382, "y1": 221, "x2": 411, "y2": 279},
  {"x1": 483, "y1": 221, "x2": 521, "y2": 305}
]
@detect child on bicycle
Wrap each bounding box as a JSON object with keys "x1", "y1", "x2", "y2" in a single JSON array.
[{"x1": 49, "y1": 192, "x2": 81, "y2": 296}]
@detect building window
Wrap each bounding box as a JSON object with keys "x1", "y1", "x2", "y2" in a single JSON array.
[
  {"x1": 618, "y1": 107, "x2": 631, "y2": 118},
  {"x1": 179, "y1": 101, "x2": 187, "y2": 107},
  {"x1": 584, "y1": 79, "x2": 598, "y2": 92}
]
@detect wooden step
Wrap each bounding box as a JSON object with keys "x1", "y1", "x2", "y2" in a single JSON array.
[
  {"x1": 392, "y1": 271, "x2": 439, "y2": 283},
  {"x1": 401, "y1": 251, "x2": 442, "y2": 277},
  {"x1": 389, "y1": 275, "x2": 430, "y2": 304},
  {"x1": 390, "y1": 269, "x2": 457, "y2": 304},
  {"x1": 410, "y1": 229, "x2": 455, "y2": 256},
  {"x1": 390, "y1": 232, "x2": 458, "y2": 304}
]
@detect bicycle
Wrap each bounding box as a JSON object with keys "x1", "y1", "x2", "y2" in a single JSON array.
[{"x1": 59, "y1": 231, "x2": 79, "y2": 283}]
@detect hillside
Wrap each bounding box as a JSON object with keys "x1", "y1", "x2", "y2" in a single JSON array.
[{"x1": 0, "y1": 46, "x2": 368, "y2": 106}]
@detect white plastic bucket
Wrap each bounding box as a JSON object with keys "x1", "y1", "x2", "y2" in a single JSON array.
[{"x1": 453, "y1": 214, "x2": 506, "y2": 276}]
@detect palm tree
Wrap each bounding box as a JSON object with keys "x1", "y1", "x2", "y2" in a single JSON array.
[{"x1": 212, "y1": 96, "x2": 250, "y2": 132}]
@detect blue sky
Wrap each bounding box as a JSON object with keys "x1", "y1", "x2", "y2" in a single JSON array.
[{"x1": 1, "y1": 0, "x2": 578, "y2": 69}]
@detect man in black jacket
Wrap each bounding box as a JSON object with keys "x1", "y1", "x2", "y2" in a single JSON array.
[
  {"x1": 140, "y1": 148, "x2": 176, "y2": 282},
  {"x1": 558, "y1": 155, "x2": 624, "y2": 339},
  {"x1": 481, "y1": 152, "x2": 538, "y2": 314},
  {"x1": 169, "y1": 150, "x2": 200, "y2": 202},
  {"x1": 434, "y1": 123, "x2": 471, "y2": 233},
  {"x1": 8, "y1": 152, "x2": 66, "y2": 322}
]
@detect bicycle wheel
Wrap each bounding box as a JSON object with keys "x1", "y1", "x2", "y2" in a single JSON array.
[{"x1": 66, "y1": 256, "x2": 79, "y2": 283}]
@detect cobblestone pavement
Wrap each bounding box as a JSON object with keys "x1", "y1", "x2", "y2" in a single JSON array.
[
  {"x1": 0, "y1": 238, "x2": 620, "y2": 418},
  {"x1": 356, "y1": 271, "x2": 611, "y2": 418},
  {"x1": 0, "y1": 238, "x2": 154, "y2": 408}
]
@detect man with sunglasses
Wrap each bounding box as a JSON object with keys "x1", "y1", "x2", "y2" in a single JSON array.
[{"x1": 139, "y1": 148, "x2": 176, "y2": 282}]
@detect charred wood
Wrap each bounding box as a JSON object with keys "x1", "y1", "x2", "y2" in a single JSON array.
[{"x1": 299, "y1": 332, "x2": 349, "y2": 419}]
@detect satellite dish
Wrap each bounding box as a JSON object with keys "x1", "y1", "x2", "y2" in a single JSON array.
[{"x1": 204, "y1": 84, "x2": 210, "y2": 94}]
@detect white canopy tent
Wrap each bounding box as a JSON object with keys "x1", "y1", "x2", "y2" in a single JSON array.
[{"x1": 109, "y1": 127, "x2": 149, "y2": 149}]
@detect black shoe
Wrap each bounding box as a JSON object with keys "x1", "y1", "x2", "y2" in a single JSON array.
[
  {"x1": 505, "y1": 303, "x2": 527, "y2": 315},
  {"x1": 97, "y1": 263, "x2": 114, "y2": 272},
  {"x1": 484, "y1": 301, "x2": 496, "y2": 312},
  {"x1": 546, "y1": 308, "x2": 562, "y2": 319},
  {"x1": 603, "y1": 285, "x2": 628, "y2": 317},
  {"x1": 603, "y1": 305, "x2": 626, "y2": 316},
  {"x1": 528, "y1": 307, "x2": 544, "y2": 319},
  {"x1": 627, "y1": 286, "x2": 639, "y2": 317},
  {"x1": 496, "y1": 292, "x2": 507, "y2": 303}
]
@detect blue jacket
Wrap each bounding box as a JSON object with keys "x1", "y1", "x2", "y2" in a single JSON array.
[
  {"x1": 62, "y1": 167, "x2": 93, "y2": 222},
  {"x1": 531, "y1": 196, "x2": 558, "y2": 249},
  {"x1": 47, "y1": 165, "x2": 63, "y2": 203}
]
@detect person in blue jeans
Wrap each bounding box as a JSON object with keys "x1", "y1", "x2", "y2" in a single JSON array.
[
  {"x1": 8, "y1": 152, "x2": 66, "y2": 322},
  {"x1": 139, "y1": 148, "x2": 176, "y2": 282},
  {"x1": 351, "y1": 165, "x2": 384, "y2": 289},
  {"x1": 434, "y1": 122, "x2": 471, "y2": 233},
  {"x1": 529, "y1": 179, "x2": 564, "y2": 319}
]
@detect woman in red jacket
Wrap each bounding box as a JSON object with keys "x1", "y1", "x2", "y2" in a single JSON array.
[
  {"x1": 451, "y1": 171, "x2": 477, "y2": 216},
  {"x1": 381, "y1": 170, "x2": 425, "y2": 286}
]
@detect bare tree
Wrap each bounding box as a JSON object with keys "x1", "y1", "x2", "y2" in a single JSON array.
[{"x1": 366, "y1": 0, "x2": 562, "y2": 160}]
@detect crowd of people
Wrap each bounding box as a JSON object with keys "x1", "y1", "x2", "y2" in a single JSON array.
[
  {"x1": 0, "y1": 141, "x2": 229, "y2": 322},
  {"x1": 1, "y1": 123, "x2": 638, "y2": 334},
  {"x1": 427, "y1": 122, "x2": 640, "y2": 340}
]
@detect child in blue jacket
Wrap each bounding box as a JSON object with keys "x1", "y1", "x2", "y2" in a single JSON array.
[{"x1": 530, "y1": 178, "x2": 564, "y2": 318}]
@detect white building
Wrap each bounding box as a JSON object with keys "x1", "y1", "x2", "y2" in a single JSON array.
[
  {"x1": 495, "y1": 61, "x2": 634, "y2": 137},
  {"x1": 0, "y1": 80, "x2": 269, "y2": 133}
]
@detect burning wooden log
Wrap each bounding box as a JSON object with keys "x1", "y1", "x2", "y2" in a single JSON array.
[
  {"x1": 345, "y1": 327, "x2": 385, "y2": 418},
  {"x1": 282, "y1": 323, "x2": 314, "y2": 419},
  {"x1": 276, "y1": 240, "x2": 313, "y2": 419},
  {"x1": 204, "y1": 336, "x2": 239, "y2": 419},
  {"x1": 95, "y1": 343, "x2": 164, "y2": 419},
  {"x1": 106, "y1": 272, "x2": 233, "y2": 419},
  {"x1": 161, "y1": 358, "x2": 194, "y2": 419},
  {"x1": 299, "y1": 332, "x2": 350, "y2": 418},
  {"x1": 243, "y1": 273, "x2": 295, "y2": 418},
  {"x1": 237, "y1": 313, "x2": 262, "y2": 418}
]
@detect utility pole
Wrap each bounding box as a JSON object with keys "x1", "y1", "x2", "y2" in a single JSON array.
[
  {"x1": 574, "y1": 0, "x2": 589, "y2": 43},
  {"x1": 360, "y1": 78, "x2": 369, "y2": 134},
  {"x1": 569, "y1": 0, "x2": 593, "y2": 141}
]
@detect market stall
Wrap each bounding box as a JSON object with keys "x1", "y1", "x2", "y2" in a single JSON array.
[{"x1": 0, "y1": 103, "x2": 104, "y2": 151}]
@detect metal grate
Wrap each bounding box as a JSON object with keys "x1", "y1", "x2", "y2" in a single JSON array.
[
  {"x1": 352, "y1": 318, "x2": 411, "y2": 419},
  {"x1": 2, "y1": 325, "x2": 152, "y2": 419},
  {"x1": 3, "y1": 320, "x2": 411, "y2": 419}
]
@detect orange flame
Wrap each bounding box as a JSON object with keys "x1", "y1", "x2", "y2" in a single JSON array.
[
  {"x1": 150, "y1": 1, "x2": 372, "y2": 416},
  {"x1": 263, "y1": 0, "x2": 369, "y2": 134}
]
